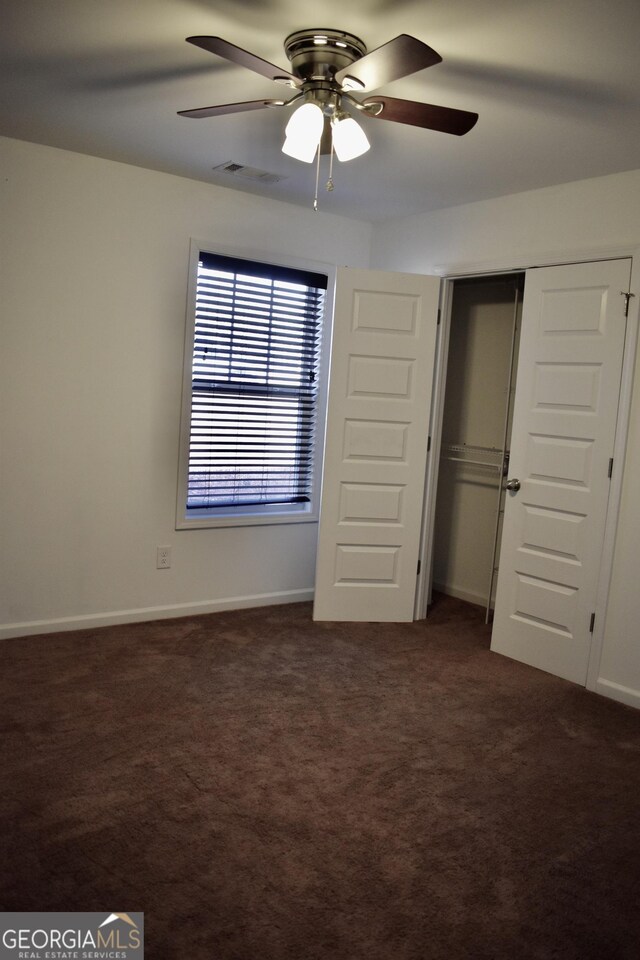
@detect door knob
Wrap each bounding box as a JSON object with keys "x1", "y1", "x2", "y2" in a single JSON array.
[{"x1": 505, "y1": 478, "x2": 521, "y2": 492}]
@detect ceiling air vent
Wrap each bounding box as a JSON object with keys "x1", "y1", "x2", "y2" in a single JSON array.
[{"x1": 213, "y1": 162, "x2": 285, "y2": 184}]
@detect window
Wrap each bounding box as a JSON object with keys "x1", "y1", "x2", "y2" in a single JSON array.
[{"x1": 177, "y1": 247, "x2": 329, "y2": 527}]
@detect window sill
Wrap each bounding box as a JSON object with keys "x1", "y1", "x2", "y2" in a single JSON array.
[{"x1": 176, "y1": 508, "x2": 319, "y2": 530}]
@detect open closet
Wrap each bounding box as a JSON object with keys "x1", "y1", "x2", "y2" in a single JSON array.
[
  {"x1": 315, "y1": 259, "x2": 633, "y2": 693},
  {"x1": 431, "y1": 273, "x2": 524, "y2": 621}
]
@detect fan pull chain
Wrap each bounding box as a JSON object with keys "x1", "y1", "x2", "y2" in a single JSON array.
[
  {"x1": 313, "y1": 145, "x2": 321, "y2": 212},
  {"x1": 326, "y1": 139, "x2": 335, "y2": 193}
]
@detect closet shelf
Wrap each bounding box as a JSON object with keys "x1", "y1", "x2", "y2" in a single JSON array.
[{"x1": 441, "y1": 442, "x2": 504, "y2": 470}]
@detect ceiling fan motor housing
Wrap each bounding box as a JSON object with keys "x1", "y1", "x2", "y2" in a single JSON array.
[{"x1": 284, "y1": 30, "x2": 367, "y2": 81}]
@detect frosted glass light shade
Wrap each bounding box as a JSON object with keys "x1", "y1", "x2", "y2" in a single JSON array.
[
  {"x1": 332, "y1": 115, "x2": 370, "y2": 161},
  {"x1": 282, "y1": 102, "x2": 324, "y2": 163}
]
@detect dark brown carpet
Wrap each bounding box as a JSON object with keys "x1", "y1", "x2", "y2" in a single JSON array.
[{"x1": 1, "y1": 594, "x2": 639, "y2": 960}]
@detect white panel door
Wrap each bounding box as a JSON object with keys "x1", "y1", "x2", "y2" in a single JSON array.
[
  {"x1": 313, "y1": 267, "x2": 440, "y2": 621},
  {"x1": 491, "y1": 258, "x2": 631, "y2": 683}
]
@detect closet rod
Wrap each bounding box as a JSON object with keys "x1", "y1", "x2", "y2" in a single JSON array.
[
  {"x1": 442, "y1": 442, "x2": 502, "y2": 454},
  {"x1": 442, "y1": 456, "x2": 501, "y2": 469}
]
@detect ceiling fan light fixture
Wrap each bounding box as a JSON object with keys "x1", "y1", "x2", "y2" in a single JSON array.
[
  {"x1": 180, "y1": 28, "x2": 478, "y2": 205},
  {"x1": 282, "y1": 101, "x2": 324, "y2": 162},
  {"x1": 331, "y1": 114, "x2": 370, "y2": 162}
]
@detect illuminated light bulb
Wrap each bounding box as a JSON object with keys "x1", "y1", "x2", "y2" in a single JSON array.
[
  {"x1": 281, "y1": 102, "x2": 324, "y2": 163},
  {"x1": 332, "y1": 115, "x2": 370, "y2": 161}
]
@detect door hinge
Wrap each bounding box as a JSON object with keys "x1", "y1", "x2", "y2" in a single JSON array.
[
  {"x1": 608, "y1": 458, "x2": 614, "y2": 478},
  {"x1": 589, "y1": 612, "x2": 596, "y2": 633},
  {"x1": 427, "y1": 436, "x2": 432, "y2": 452},
  {"x1": 621, "y1": 291, "x2": 636, "y2": 317},
  {"x1": 417, "y1": 559, "x2": 421, "y2": 576},
  {"x1": 437, "y1": 308, "x2": 441, "y2": 325}
]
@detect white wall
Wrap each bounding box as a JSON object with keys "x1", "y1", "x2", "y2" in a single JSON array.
[
  {"x1": 370, "y1": 169, "x2": 640, "y2": 276},
  {"x1": 371, "y1": 169, "x2": 640, "y2": 709},
  {"x1": 0, "y1": 136, "x2": 372, "y2": 637}
]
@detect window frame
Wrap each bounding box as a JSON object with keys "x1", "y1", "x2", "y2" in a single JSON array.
[{"x1": 176, "y1": 240, "x2": 335, "y2": 530}]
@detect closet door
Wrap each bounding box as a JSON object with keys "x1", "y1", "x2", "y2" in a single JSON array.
[
  {"x1": 491, "y1": 259, "x2": 631, "y2": 683},
  {"x1": 314, "y1": 267, "x2": 440, "y2": 621}
]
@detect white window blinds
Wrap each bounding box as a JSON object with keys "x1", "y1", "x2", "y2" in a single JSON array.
[{"x1": 187, "y1": 253, "x2": 328, "y2": 511}]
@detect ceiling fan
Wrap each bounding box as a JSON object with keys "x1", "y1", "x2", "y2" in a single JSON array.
[{"x1": 178, "y1": 29, "x2": 478, "y2": 204}]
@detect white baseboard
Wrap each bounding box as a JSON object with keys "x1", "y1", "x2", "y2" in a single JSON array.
[
  {"x1": 594, "y1": 677, "x2": 640, "y2": 711},
  {"x1": 432, "y1": 581, "x2": 487, "y2": 609},
  {"x1": 0, "y1": 588, "x2": 315, "y2": 640}
]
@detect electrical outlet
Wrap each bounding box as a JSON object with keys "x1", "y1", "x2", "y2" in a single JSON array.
[{"x1": 156, "y1": 545, "x2": 171, "y2": 569}]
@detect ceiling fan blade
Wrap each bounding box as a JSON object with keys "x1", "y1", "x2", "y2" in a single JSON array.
[
  {"x1": 335, "y1": 35, "x2": 442, "y2": 92},
  {"x1": 186, "y1": 36, "x2": 301, "y2": 87},
  {"x1": 178, "y1": 98, "x2": 287, "y2": 119},
  {"x1": 362, "y1": 96, "x2": 478, "y2": 135}
]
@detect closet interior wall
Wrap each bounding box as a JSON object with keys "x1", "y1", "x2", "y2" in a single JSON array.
[{"x1": 432, "y1": 275, "x2": 523, "y2": 611}]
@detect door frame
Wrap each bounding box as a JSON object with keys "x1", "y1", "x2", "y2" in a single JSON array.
[{"x1": 416, "y1": 247, "x2": 640, "y2": 695}]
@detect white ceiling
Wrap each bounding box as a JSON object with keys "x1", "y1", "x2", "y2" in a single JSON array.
[{"x1": 2, "y1": 0, "x2": 639, "y2": 222}]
